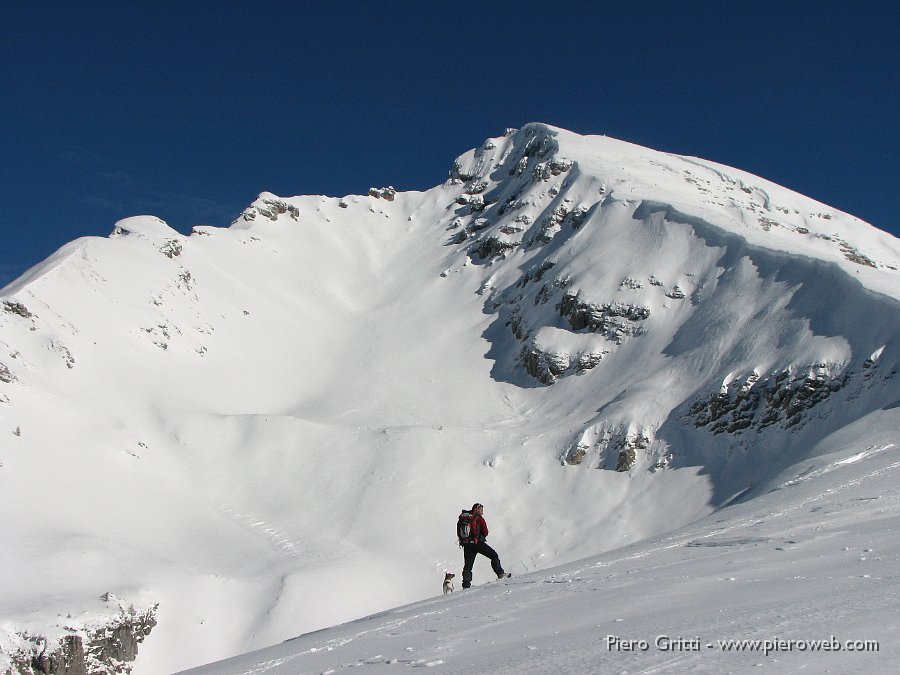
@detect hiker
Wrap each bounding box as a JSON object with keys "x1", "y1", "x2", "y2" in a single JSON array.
[{"x1": 459, "y1": 503, "x2": 510, "y2": 588}]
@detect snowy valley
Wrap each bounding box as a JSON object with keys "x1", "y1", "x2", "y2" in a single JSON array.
[{"x1": 1, "y1": 124, "x2": 898, "y2": 673}]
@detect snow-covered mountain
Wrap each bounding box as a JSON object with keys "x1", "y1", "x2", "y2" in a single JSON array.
[{"x1": 1, "y1": 124, "x2": 898, "y2": 673}]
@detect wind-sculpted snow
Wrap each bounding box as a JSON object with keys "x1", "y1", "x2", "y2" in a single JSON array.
[{"x1": 0, "y1": 124, "x2": 898, "y2": 673}]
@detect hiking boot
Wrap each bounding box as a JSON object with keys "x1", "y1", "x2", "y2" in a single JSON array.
[{"x1": 497, "y1": 572, "x2": 511, "y2": 580}]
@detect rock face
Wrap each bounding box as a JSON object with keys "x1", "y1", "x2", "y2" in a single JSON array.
[
  {"x1": 442, "y1": 125, "x2": 679, "y2": 391},
  {"x1": 16, "y1": 636, "x2": 85, "y2": 675},
  {"x1": 558, "y1": 292, "x2": 650, "y2": 342},
  {"x1": 239, "y1": 197, "x2": 301, "y2": 222},
  {"x1": 687, "y1": 359, "x2": 896, "y2": 434},
  {"x1": 4, "y1": 605, "x2": 157, "y2": 675},
  {"x1": 437, "y1": 123, "x2": 899, "y2": 475}
]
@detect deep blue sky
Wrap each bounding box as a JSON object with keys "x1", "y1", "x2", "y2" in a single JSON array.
[{"x1": 2, "y1": 1, "x2": 898, "y2": 288}]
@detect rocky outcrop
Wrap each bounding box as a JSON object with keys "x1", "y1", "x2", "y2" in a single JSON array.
[
  {"x1": 159, "y1": 239, "x2": 183, "y2": 259},
  {"x1": 522, "y1": 342, "x2": 571, "y2": 385},
  {"x1": 508, "y1": 127, "x2": 560, "y2": 177},
  {"x1": 525, "y1": 204, "x2": 590, "y2": 246},
  {"x1": 0, "y1": 362, "x2": 16, "y2": 383},
  {"x1": 471, "y1": 236, "x2": 518, "y2": 261},
  {"x1": 2, "y1": 301, "x2": 33, "y2": 319},
  {"x1": 368, "y1": 186, "x2": 396, "y2": 201},
  {"x1": 521, "y1": 340, "x2": 607, "y2": 385},
  {"x1": 240, "y1": 198, "x2": 300, "y2": 222},
  {"x1": 531, "y1": 158, "x2": 573, "y2": 182},
  {"x1": 4, "y1": 604, "x2": 158, "y2": 675},
  {"x1": 448, "y1": 160, "x2": 477, "y2": 184},
  {"x1": 558, "y1": 292, "x2": 650, "y2": 342},
  {"x1": 687, "y1": 364, "x2": 848, "y2": 433},
  {"x1": 615, "y1": 447, "x2": 637, "y2": 472},
  {"x1": 563, "y1": 424, "x2": 652, "y2": 471},
  {"x1": 454, "y1": 193, "x2": 486, "y2": 213},
  {"x1": 11, "y1": 636, "x2": 85, "y2": 675}
]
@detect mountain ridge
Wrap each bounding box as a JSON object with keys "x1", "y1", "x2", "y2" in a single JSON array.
[{"x1": 1, "y1": 123, "x2": 898, "y2": 673}]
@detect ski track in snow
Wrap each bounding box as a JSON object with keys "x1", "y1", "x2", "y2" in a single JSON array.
[{"x1": 779, "y1": 443, "x2": 896, "y2": 488}]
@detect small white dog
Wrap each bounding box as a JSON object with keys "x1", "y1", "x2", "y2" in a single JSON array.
[{"x1": 443, "y1": 572, "x2": 456, "y2": 594}]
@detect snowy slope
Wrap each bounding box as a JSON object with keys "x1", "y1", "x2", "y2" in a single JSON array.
[
  {"x1": 183, "y1": 433, "x2": 900, "y2": 674},
  {"x1": 1, "y1": 124, "x2": 898, "y2": 673}
]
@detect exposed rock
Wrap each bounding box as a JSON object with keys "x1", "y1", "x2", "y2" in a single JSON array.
[
  {"x1": 665, "y1": 285, "x2": 685, "y2": 300},
  {"x1": 534, "y1": 275, "x2": 571, "y2": 305},
  {"x1": 368, "y1": 186, "x2": 396, "y2": 201},
  {"x1": 531, "y1": 158, "x2": 573, "y2": 182},
  {"x1": 687, "y1": 364, "x2": 849, "y2": 433},
  {"x1": 527, "y1": 204, "x2": 590, "y2": 245},
  {"x1": 17, "y1": 635, "x2": 86, "y2": 675},
  {"x1": 470, "y1": 236, "x2": 518, "y2": 261},
  {"x1": 241, "y1": 199, "x2": 300, "y2": 222},
  {"x1": 518, "y1": 260, "x2": 556, "y2": 288},
  {"x1": 507, "y1": 310, "x2": 528, "y2": 341},
  {"x1": 558, "y1": 292, "x2": 650, "y2": 342},
  {"x1": 448, "y1": 230, "x2": 468, "y2": 245},
  {"x1": 563, "y1": 425, "x2": 651, "y2": 470},
  {"x1": 159, "y1": 240, "x2": 183, "y2": 259},
  {"x1": 448, "y1": 160, "x2": 476, "y2": 183},
  {"x1": 505, "y1": 128, "x2": 561, "y2": 179},
  {"x1": 615, "y1": 448, "x2": 637, "y2": 472},
  {"x1": 838, "y1": 240, "x2": 877, "y2": 267},
  {"x1": 575, "y1": 352, "x2": 605, "y2": 372},
  {"x1": 0, "y1": 362, "x2": 16, "y2": 383},
  {"x1": 2, "y1": 301, "x2": 33, "y2": 319},
  {"x1": 454, "y1": 194, "x2": 486, "y2": 212},
  {"x1": 6, "y1": 604, "x2": 158, "y2": 675},
  {"x1": 464, "y1": 180, "x2": 489, "y2": 195},
  {"x1": 528, "y1": 206, "x2": 568, "y2": 245},
  {"x1": 450, "y1": 217, "x2": 495, "y2": 246},
  {"x1": 566, "y1": 443, "x2": 589, "y2": 466},
  {"x1": 521, "y1": 342, "x2": 570, "y2": 385},
  {"x1": 52, "y1": 343, "x2": 75, "y2": 369},
  {"x1": 87, "y1": 607, "x2": 157, "y2": 671},
  {"x1": 511, "y1": 156, "x2": 530, "y2": 177},
  {"x1": 497, "y1": 195, "x2": 529, "y2": 216}
]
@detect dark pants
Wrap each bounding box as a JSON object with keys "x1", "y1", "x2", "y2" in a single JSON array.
[{"x1": 462, "y1": 541, "x2": 505, "y2": 588}]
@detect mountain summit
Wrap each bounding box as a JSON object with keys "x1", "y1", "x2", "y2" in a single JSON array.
[{"x1": 1, "y1": 124, "x2": 898, "y2": 673}]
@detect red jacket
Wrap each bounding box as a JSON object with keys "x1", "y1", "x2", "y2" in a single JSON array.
[{"x1": 473, "y1": 514, "x2": 489, "y2": 543}]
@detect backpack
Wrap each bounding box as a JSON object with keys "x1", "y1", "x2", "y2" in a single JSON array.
[{"x1": 457, "y1": 509, "x2": 476, "y2": 546}]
